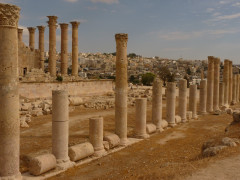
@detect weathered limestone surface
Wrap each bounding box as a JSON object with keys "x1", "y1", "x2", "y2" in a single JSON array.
[
  {"x1": 52, "y1": 90, "x2": 71, "y2": 165},
  {"x1": 229, "y1": 61, "x2": 233, "y2": 103},
  {"x1": 47, "y1": 16, "x2": 58, "y2": 77},
  {"x1": 115, "y1": 33, "x2": 128, "y2": 146},
  {"x1": 89, "y1": 116, "x2": 105, "y2": 156},
  {"x1": 223, "y1": 60, "x2": 229, "y2": 106},
  {"x1": 219, "y1": 82, "x2": 225, "y2": 107},
  {"x1": 199, "y1": 79, "x2": 207, "y2": 114},
  {"x1": 213, "y1": 58, "x2": 220, "y2": 111},
  {"x1": 232, "y1": 74, "x2": 237, "y2": 105},
  {"x1": 207, "y1": 56, "x2": 214, "y2": 112},
  {"x1": 189, "y1": 84, "x2": 198, "y2": 119},
  {"x1": 166, "y1": 82, "x2": 176, "y2": 127},
  {"x1": 178, "y1": 79, "x2": 187, "y2": 122},
  {"x1": 152, "y1": 78, "x2": 163, "y2": 130},
  {"x1": 60, "y1": 23, "x2": 68, "y2": 75},
  {"x1": 37, "y1": 26, "x2": 45, "y2": 70},
  {"x1": 27, "y1": 27, "x2": 36, "y2": 50},
  {"x1": 236, "y1": 74, "x2": 239, "y2": 103},
  {"x1": 135, "y1": 98, "x2": 149, "y2": 139},
  {"x1": 146, "y1": 123, "x2": 157, "y2": 134},
  {"x1": 70, "y1": 21, "x2": 80, "y2": 76},
  {"x1": 0, "y1": 3, "x2": 21, "y2": 179},
  {"x1": 69, "y1": 142, "x2": 94, "y2": 162},
  {"x1": 103, "y1": 134, "x2": 120, "y2": 148}
]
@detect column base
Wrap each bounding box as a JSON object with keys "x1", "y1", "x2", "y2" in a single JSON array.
[
  {"x1": 135, "y1": 134, "x2": 150, "y2": 139},
  {"x1": 199, "y1": 111, "x2": 208, "y2": 115},
  {"x1": 181, "y1": 118, "x2": 187, "y2": 123},
  {"x1": 0, "y1": 172, "x2": 22, "y2": 180},
  {"x1": 231, "y1": 101, "x2": 237, "y2": 105},
  {"x1": 56, "y1": 158, "x2": 75, "y2": 170},
  {"x1": 156, "y1": 127, "x2": 164, "y2": 133},
  {"x1": 193, "y1": 115, "x2": 198, "y2": 120},
  {"x1": 94, "y1": 148, "x2": 106, "y2": 157},
  {"x1": 168, "y1": 123, "x2": 176, "y2": 127},
  {"x1": 119, "y1": 138, "x2": 129, "y2": 146}
]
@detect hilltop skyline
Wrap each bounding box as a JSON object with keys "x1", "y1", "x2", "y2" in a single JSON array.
[{"x1": 1, "y1": 0, "x2": 240, "y2": 64}]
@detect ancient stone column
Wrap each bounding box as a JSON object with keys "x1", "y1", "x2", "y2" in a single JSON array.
[
  {"x1": 232, "y1": 74, "x2": 237, "y2": 105},
  {"x1": 115, "y1": 33, "x2": 128, "y2": 145},
  {"x1": 70, "y1": 21, "x2": 80, "y2": 76},
  {"x1": 229, "y1": 61, "x2": 233, "y2": 104},
  {"x1": 207, "y1": 56, "x2": 214, "y2": 112},
  {"x1": 17, "y1": 28, "x2": 23, "y2": 42},
  {"x1": 166, "y1": 82, "x2": 176, "y2": 127},
  {"x1": 135, "y1": 98, "x2": 149, "y2": 139},
  {"x1": 219, "y1": 82, "x2": 225, "y2": 107},
  {"x1": 152, "y1": 78, "x2": 163, "y2": 131},
  {"x1": 60, "y1": 23, "x2": 68, "y2": 75},
  {"x1": 89, "y1": 116, "x2": 105, "y2": 156},
  {"x1": 0, "y1": 3, "x2": 21, "y2": 179},
  {"x1": 189, "y1": 84, "x2": 198, "y2": 119},
  {"x1": 199, "y1": 80, "x2": 207, "y2": 114},
  {"x1": 27, "y1": 27, "x2": 36, "y2": 50},
  {"x1": 47, "y1": 16, "x2": 58, "y2": 76},
  {"x1": 37, "y1": 26, "x2": 45, "y2": 70},
  {"x1": 52, "y1": 90, "x2": 71, "y2": 165},
  {"x1": 223, "y1": 59, "x2": 229, "y2": 106},
  {"x1": 213, "y1": 57, "x2": 220, "y2": 111},
  {"x1": 236, "y1": 74, "x2": 239, "y2": 103},
  {"x1": 178, "y1": 79, "x2": 187, "y2": 122},
  {"x1": 201, "y1": 69, "x2": 204, "y2": 80}
]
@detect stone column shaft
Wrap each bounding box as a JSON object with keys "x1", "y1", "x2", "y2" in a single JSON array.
[
  {"x1": 223, "y1": 60, "x2": 229, "y2": 105},
  {"x1": 229, "y1": 61, "x2": 233, "y2": 103},
  {"x1": 236, "y1": 74, "x2": 239, "y2": 103},
  {"x1": 37, "y1": 26, "x2": 45, "y2": 70},
  {"x1": 47, "y1": 16, "x2": 58, "y2": 76},
  {"x1": 213, "y1": 58, "x2": 220, "y2": 111},
  {"x1": 178, "y1": 79, "x2": 187, "y2": 122},
  {"x1": 135, "y1": 98, "x2": 149, "y2": 139},
  {"x1": 70, "y1": 21, "x2": 80, "y2": 76},
  {"x1": 166, "y1": 82, "x2": 176, "y2": 127},
  {"x1": 60, "y1": 23, "x2": 68, "y2": 75},
  {"x1": 152, "y1": 78, "x2": 163, "y2": 130},
  {"x1": 0, "y1": 3, "x2": 21, "y2": 179},
  {"x1": 52, "y1": 90, "x2": 70, "y2": 164},
  {"x1": 199, "y1": 80, "x2": 207, "y2": 114},
  {"x1": 28, "y1": 27, "x2": 36, "y2": 50},
  {"x1": 18, "y1": 28, "x2": 23, "y2": 42},
  {"x1": 219, "y1": 82, "x2": 225, "y2": 107},
  {"x1": 207, "y1": 56, "x2": 214, "y2": 112},
  {"x1": 115, "y1": 33, "x2": 128, "y2": 146},
  {"x1": 189, "y1": 84, "x2": 198, "y2": 119},
  {"x1": 232, "y1": 74, "x2": 237, "y2": 105}
]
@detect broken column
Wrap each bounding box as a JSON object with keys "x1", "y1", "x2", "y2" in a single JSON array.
[
  {"x1": 219, "y1": 82, "x2": 225, "y2": 107},
  {"x1": 89, "y1": 116, "x2": 105, "y2": 156},
  {"x1": 223, "y1": 59, "x2": 229, "y2": 106},
  {"x1": 27, "y1": 27, "x2": 36, "y2": 50},
  {"x1": 207, "y1": 56, "x2": 214, "y2": 113},
  {"x1": 232, "y1": 74, "x2": 237, "y2": 105},
  {"x1": 135, "y1": 98, "x2": 149, "y2": 139},
  {"x1": 70, "y1": 21, "x2": 80, "y2": 76},
  {"x1": 199, "y1": 79, "x2": 207, "y2": 114},
  {"x1": 152, "y1": 78, "x2": 163, "y2": 131},
  {"x1": 52, "y1": 90, "x2": 71, "y2": 166},
  {"x1": 229, "y1": 60, "x2": 233, "y2": 104},
  {"x1": 213, "y1": 57, "x2": 220, "y2": 112},
  {"x1": 115, "y1": 33, "x2": 128, "y2": 145},
  {"x1": 37, "y1": 26, "x2": 45, "y2": 70},
  {"x1": 189, "y1": 84, "x2": 198, "y2": 119},
  {"x1": 178, "y1": 79, "x2": 187, "y2": 122},
  {"x1": 47, "y1": 16, "x2": 58, "y2": 76},
  {"x1": 0, "y1": 3, "x2": 21, "y2": 179},
  {"x1": 17, "y1": 28, "x2": 23, "y2": 42},
  {"x1": 60, "y1": 23, "x2": 68, "y2": 75},
  {"x1": 166, "y1": 82, "x2": 176, "y2": 127}
]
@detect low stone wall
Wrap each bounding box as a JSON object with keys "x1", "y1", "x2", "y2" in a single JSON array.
[{"x1": 19, "y1": 80, "x2": 114, "y2": 99}]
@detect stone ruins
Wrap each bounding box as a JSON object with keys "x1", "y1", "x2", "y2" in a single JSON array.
[{"x1": 0, "y1": 2, "x2": 240, "y2": 180}]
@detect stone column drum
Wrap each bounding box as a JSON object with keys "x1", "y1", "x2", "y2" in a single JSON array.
[
  {"x1": 219, "y1": 82, "x2": 225, "y2": 107},
  {"x1": 135, "y1": 98, "x2": 149, "y2": 139},
  {"x1": 223, "y1": 60, "x2": 229, "y2": 106},
  {"x1": 232, "y1": 74, "x2": 237, "y2": 105},
  {"x1": 115, "y1": 33, "x2": 128, "y2": 146},
  {"x1": 70, "y1": 21, "x2": 80, "y2": 76},
  {"x1": 207, "y1": 56, "x2": 214, "y2": 113},
  {"x1": 27, "y1": 27, "x2": 35, "y2": 50},
  {"x1": 189, "y1": 84, "x2": 198, "y2": 119},
  {"x1": 52, "y1": 90, "x2": 71, "y2": 165},
  {"x1": 199, "y1": 79, "x2": 207, "y2": 114},
  {"x1": 37, "y1": 26, "x2": 45, "y2": 70},
  {"x1": 0, "y1": 3, "x2": 21, "y2": 179},
  {"x1": 236, "y1": 74, "x2": 239, "y2": 103},
  {"x1": 166, "y1": 82, "x2": 176, "y2": 127},
  {"x1": 152, "y1": 78, "x2": 163, "y2": 131},
  {"x1": 60, "y1": 23, "x2": 68, "y2": 75},
  {"x1": 47, "y1": 16, "x2": 58, "y2": 76},
  {"x1": 229, "y1": 61, "x2": 233, "y2": 104},
  {"x1": 213, "y1": 58, "x2": 220, "y2": 111},
  {"x1": 17, "y1": 28, "x2": 23, "y2": 42},
  {"x1": 178, "y1": 79, "x2": 187, "y2": 122},
  {"x1": 89, "y1": 116, "x2": 105, "y2": 156}
]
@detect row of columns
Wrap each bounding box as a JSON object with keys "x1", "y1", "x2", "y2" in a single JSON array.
[{"x1": 19, "y1": 16, "x2": 80, "y2": 77}]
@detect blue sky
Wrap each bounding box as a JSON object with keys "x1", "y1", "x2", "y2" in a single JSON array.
[{"x1": 2, "y1": 0, "x2": 240, "y2": 64}]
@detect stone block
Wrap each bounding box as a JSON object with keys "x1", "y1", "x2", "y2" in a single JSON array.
[
  {"x1": 103, "y1": 134, "x2": 120, "y2": 149},
  {"x1": 69, "y1": 142, "x2": 94, "y2": 162},
  {"x1": 161, "y1": 119, "x2": 168, "y2": 129},
  {"x1": 146, "y1": 123, "x2": 156, "y2": 134},
  {"x1": 175, "y1": 115, "x2": 182, "y2": 124}
]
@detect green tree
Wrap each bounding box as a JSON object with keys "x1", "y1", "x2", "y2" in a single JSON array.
[
  {"x1": 141, "y1": 73, "x2": 155, "y2": 86},
  {"x1": 158, "y1": 66, "x2": 175, "y2": 86},
  {"x1": 128, "y1": 53, "x2": 137, "y2": 58},
  {"x1": 186, "y1": 67, "x2": 191, "y2": 75}
]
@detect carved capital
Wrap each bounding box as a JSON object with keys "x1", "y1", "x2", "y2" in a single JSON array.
[
  {"x1": 47, "y1": 16, "x2": 58, "y2": 26},
  {"x1": 0, "y1": 3, "x2": 20, "y2": 28},
  {"x1": 70, "y1": 21, "x2": 80, "y2": 28},
  {"x1": 208, "y1": 56, "x2": 215, "y2": 64},
  {"x1": 214, "y1": 57, "x2": 220, "y2": 65},
  {"x1": 60, "y1": 23, "x2": 68, "y2": 30},
  {"x1": 27, "y1": 27, "x2": 36, "y2": 33},
  {"x1": 37, "y1": 25, "x2": 45, "y2": 33},
  {"x1": 115, "y1": 33, "x2": 128, "y2": 47},
  {"x1": 18, "y1": 28, "x2": 23, "y2": 34}
]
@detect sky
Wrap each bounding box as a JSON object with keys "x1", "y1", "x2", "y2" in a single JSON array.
[{"x1": 1, "y1": 0, "x2": 240, "y2": 64}]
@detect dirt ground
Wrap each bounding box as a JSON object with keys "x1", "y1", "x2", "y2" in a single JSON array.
[{"x1": 20, "y1": 97, "x2": 240, "y2": 180}]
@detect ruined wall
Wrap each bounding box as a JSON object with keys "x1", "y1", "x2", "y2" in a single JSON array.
[{"x1": 19, "y1": 80, "x2": 114, "y2": 99}]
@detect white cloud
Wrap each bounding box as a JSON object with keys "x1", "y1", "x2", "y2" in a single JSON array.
[
  {"x1": 90, "y1": 0, "x2": 119, "y2": 4},
  {"x1": 219, "y1": 0, "x2": 231, "y2": 5},
  {"x1": 215, "y1": 13, "x2": 240, "y2": 21},
  {"x1": 64, "y1": 0, "x2": 78, "y2": 3},
  {"x1": 206, "y1": 8, "x2": 215, "y2": 13},
  {"x1": 232, "y1": 2, "x2": 240, "y2": 7}
]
